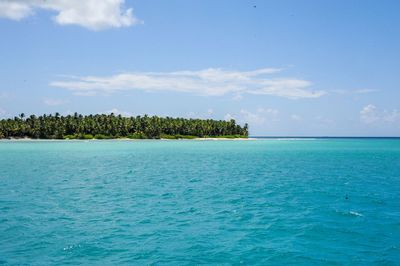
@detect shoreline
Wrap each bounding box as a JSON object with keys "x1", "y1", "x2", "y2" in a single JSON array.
[{"x1": 0, "y1": 137, "x2": 256, "y2": 142}]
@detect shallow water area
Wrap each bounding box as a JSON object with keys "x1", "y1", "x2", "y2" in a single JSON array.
[{"x1": 0, "y1": 139, "x2": 399, "y2": 265}]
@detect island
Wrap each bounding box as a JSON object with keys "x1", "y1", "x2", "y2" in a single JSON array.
[{"x1": 0, "y1": 113, "x2": 248, "y2": 139}]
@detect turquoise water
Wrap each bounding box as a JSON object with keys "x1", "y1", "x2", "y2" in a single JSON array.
[{"x1": 0, "y1": 139, "x2": 399, "y2": 265}]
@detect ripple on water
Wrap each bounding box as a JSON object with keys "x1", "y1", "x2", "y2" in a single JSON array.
[{"x1": 0, "y1": 139, "x2": 400, "y2": 264}]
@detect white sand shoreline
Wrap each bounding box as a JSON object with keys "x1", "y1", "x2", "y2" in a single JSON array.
[{"x1": 0, "y1": 137, "x2": 256, "y2": 142}]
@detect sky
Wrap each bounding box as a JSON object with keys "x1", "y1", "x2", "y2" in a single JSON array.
[{"x1": 0, "y1": 0, "x2": 399, "y2": 136}]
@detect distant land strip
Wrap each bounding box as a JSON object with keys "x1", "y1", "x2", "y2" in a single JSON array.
[{"x1": 0, "y1": 113, "x2": 248, "y2": 140}]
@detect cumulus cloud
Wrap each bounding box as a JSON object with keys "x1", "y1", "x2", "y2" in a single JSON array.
[
  {"x1": 355, "y1": 89, "x2": 378, "y2": 94},
  {"x1": 0, "y1": 0, "x2": 140, "y2": 30},
  {"x1": 333, "y1": 89, "x2": 378, "y2": 95},
  {"x1": 0, "y1": 1, "x2": 32, "y2": 20},
  {"x1": 239, "y1": 108, "x2": 279, "y2": 125},
  {"x1": 383, "y1": 110, "x2": 400, "y2": 123},
  {"x1": 291, "y1": 114, "x2": 302, "y2": 121},
  {"x1": 360, "y1": 104, "x2": 400, "y2": 124},
  {"x1": 43, "y1": 98, "x2": 68, "y2": 106},
  {"x1": 224, "y1": 108, "x2": 280, "y2": 127},
  {"x1": 101, "y1": 108, "x2": 132, "y2": 117},
  {"x1": 257, "y1": 107, "x2": 279, "y2": 115},
  {"x1": 360, "y1": 104, "x2": 379, "y2": 124},
  {"x1": 224, "y1": 113, "x2": 235, "y2": 121},
  {"x1": 51, "y1": 68, "x2": 325, "y2": 99},
  {"x1": 240, "y1": 110, "x2": 266, "y2": 125},
  {"x1": 232, "y1": 93, "x2": 243, "y2": 101}
]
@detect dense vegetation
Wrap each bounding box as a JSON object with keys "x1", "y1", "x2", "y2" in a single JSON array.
[{"x1": 0, "y1": 113, "x2": 248, "y2": 139}]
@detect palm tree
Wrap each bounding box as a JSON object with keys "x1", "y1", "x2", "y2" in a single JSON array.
[{"x1": 0, "y1": 112, "x2": 248, "y2": 139}]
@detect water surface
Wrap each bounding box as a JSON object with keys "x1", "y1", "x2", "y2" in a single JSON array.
[{"x1": 1, "y1": 139, "x2": 399, "y2": 265}]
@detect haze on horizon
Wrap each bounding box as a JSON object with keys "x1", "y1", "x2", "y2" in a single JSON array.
[{"x1": 0, "y1": 0, "x2": 399, "y2": 136}]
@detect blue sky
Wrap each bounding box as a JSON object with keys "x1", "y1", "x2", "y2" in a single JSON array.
[{"x1": 0, "y1": 0, "x2": 399, "y2": 136}]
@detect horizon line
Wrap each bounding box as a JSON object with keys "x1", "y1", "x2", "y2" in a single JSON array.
[{"x1": 250, "y1": 136, "x2": 400, "y2": 138}]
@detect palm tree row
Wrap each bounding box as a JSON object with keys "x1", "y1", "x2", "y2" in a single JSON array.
[{"x1": 0, "y1": 113, "x2": 248, "y2": 139}]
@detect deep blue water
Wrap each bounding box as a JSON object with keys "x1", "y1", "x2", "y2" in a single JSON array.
[{"x1": 0, "y1": 139, "x2": 399, "y2": 265}]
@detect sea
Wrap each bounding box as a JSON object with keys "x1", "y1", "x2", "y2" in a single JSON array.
[{"x1": 0, "y1": 138, "x2": 399, "y2": 265}]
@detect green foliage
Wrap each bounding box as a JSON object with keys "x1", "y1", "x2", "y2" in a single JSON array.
[
  {"x1": 63, "y1": 134, "x2": 76, "y2": 140},
  {"x1": 94, "y1": 134, "x2": 111, "y2": 139},
  {"x1": 80, "y1": 134, "x2": 94, "y2": 140},
  {"x1": 175, "y1": 134, "x2": 197, "y2": 139},
  {"x1": 160, "y1": 134, "x2": 197, "y2": 139},
  {"x1": 160, "y1": 134, "x2": 177, "y2": 139},
  {"x1": 64, "y1": 134, "x2": 94, "y2": 139},
  {"x1": 0, "y1": 113, "x2": 249, "y2": 139},
  {"x1": 214, "y1": 135, "x2": 248, "y2": 139},
  {"x1": 127, "y1": 132, "x2": 147, "y2": 139}
]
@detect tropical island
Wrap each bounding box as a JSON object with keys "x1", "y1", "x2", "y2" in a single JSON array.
[{"x1": 0, "y1": 113, "x2": 248, "y2": 140}]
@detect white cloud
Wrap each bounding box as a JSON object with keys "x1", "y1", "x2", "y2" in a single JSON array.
[
  {"x1": 333, "y1": 89, "x2": 378, "y2": 95},
  {"x1": 63, "y1": 110, "x2": 74, "y2": 116},
  {"x1": 232, "y1": 93, "x2": 243, "y2": 101},
  {"x1": 240, "y1": 109, "x2": 265, "y2": 125},
  {"x1": 291, "y1": 114, "x2": 302, "y2": 121},
  {"x1": 0, "y1": 0, "x2": 140, "y2": 30},
  {"x1": 224, "y1": 107, "x2": 280, "y2": 127},
  {"x1": 360, "y1": 104, "x2": 379, "y2": 124},
  {"x1": 186, "y1": 111, "x2": 196, "y2": 118},
  {"x1": 383, "y1": 110, "x2": 400, "y2": 123},
  {"x1": 360, "y1": 104, "x2": 400, "y2": 125},
  {"x1": 354, "y1": 89, "x2": 378, "y2": 94},
  {"x1": 43, "y1": 98, "x2": 67, "y2": 106},
  {"x1": 257, "y1": 107, "x2": 279, "y2": 116},
  {"x1": 246, "y1": 79, "x2": 324, "y2": 98},
  {"x1": 0, "y1": 2, "x2": 32, "y2": 20},
  {"x1": 0, "y1": 107, "x2": 5, "y2": 117},
  {"x1": 51, "y1": 68, "x2": 325, "y2": 99},
  {"x1": 73, "y1": 91, "x2": 97, "y2": 97},
  {"x1": 207, "y1": 109, "x2": 214, "y2": 115},
  {"x1": 224, "y1": 113, "x2": 235, "y2": 121},
  {"x1": 239, "y1": 108, "x2": 279, "y2": 125},
  {"x1": 101, "y1": 108, "x2": 131, "y2": 117}
]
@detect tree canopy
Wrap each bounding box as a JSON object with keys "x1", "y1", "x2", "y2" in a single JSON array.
[{"x1": 0, "y1": 113, "x2": 248, "y2": 139}]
